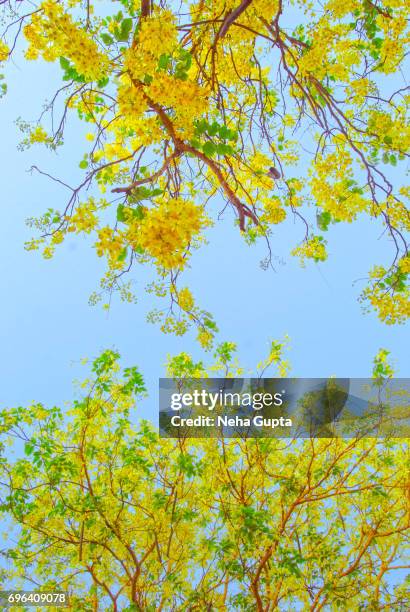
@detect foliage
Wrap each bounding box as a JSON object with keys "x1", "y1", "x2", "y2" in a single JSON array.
[
  {"x1": 373, "y1": 347, "x2": 395, "y2": 379},
  {"x1": 0, "y1": 349, "x2": 409, "y2": 610},
  {"x1": 0, "y1": 0, "x2": 409, "y2": 344},
  {"x1": 0, "y1": 3, "x2": 409, "y2": 609}
]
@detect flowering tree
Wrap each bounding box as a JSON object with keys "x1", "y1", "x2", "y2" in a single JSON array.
[
  {"x1": 0, "y1": 349, "x2": 409, "y2": 610},
  {"x1": 0, "y1": 0, "x2": 409, "y2": 346}
]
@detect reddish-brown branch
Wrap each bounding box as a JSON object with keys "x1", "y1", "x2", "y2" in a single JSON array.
[
  {"x1": 219, "y1": 0, "x2": 254, "y2": 38},
  {"x1": 128, "y1": 77, "x2": 258, "y2": 230},
  {"x1": 140, "y1": 0, "x2": 152, "y2": 19}
]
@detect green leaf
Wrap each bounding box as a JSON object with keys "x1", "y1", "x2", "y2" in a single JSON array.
[
  {"x1": 207, "y1": 121, "x2": 220, "y2": 136},
  {"x1": 79, "y1": 160, "x2": 88, "y2": 169},
  {"x1": 202, "y1": 141, "x2": 217, "y2": 157},
  {"x1": 158, "y1": 54, "x2": 170, "y2": 70},
  {"x1": 175, "y1": 69, "x2": 188, "y2": 81},
  {"x1": 97, "y1": 76, "x2": 109, "y2": 88},
  {"x1": 101, "y1": 33, "x2": 114, "y2": 45},
  {"x1": 316, "y1": 210, "x2": 331, "y2": 231},
  {"x1": 62, "y1": 64, "x2": 86, "y2": 83},
  {"x1": 176, "y1": 49, "x2": 192, "y2": 71},
  {"x1": 204, "y1": 318, "x2": 217, "y2": 331},
  {"x1": 218, "y1": 125, "x2": 231, "y2": 140},
  {"x1": 92, "y1": 349, "x2": 120, "y2": 376},
  {"x1": 119, "y1": 17, "x2": 133, "y2": 41},
  {"x1": 132, "y1": 205, "x2": 145, "y2": 220},
  {"x1": 148, "y1": 188, "x2": 164, "y2": 197},
  {"x1": 129, "y1": 186, "x2": 163, "y2": 203},
  {"x1": 117, "y1": 247, "x2": 128, "y2": 262},
  {"x1": 59, "y1": 57, "x2": 70, "y2": 70},
  {"x1": 216, "y1": 143, "x2": 234, "y2": 156},
  {"x1": 24, "y1": 442, "x2": 34, "y2": 456},
  {"x1": 122, "y1": 366, "x2": 146, "y2": 395},
  {"x1": 117, "y1": 204, "x2": 126, "y2": 222},
  {"x1": 195, "y1": 119, "x2": 208, "y2": 135}
]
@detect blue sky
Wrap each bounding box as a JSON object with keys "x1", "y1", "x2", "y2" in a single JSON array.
[{"x1": 1, "y1": 52, "x2": 409, "y2": 422}]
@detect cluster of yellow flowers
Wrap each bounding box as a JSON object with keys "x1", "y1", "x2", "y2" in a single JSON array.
[
  {"x1": 29, "y1": 126, "x2": 49, "y2": 144},
  {"x1": 297, "y1": 22, "x2": 360, "y2": 82},
  {"x1": 0, "y1": 40, "x2": 9, "y2": 62},
  {"x1": 377, "y1": 13, "x2": 408, "y2": 73},
  {"x1": 51, "y1": 230, "x2": 64, "y2": 246},
  {"x1": 117, "y1": 83, "x2": 147, "y2": 126},
  {"x1": 291, "y1": 236, "x2": 327, "y2": 266},
  {"x1": 324, "y1": 0, "x2": 361, "y2": 19},
  {"x1": 67, "y1": 203, "x2": 98, "y2": 234},
  {"x1": 217, "y1": 151, "x2": 289, "y2": 230},
  {"x1": 348, "y1": 78, "x2": 375, "y2": 104},
  {"x1": 196, "y1": 329, "x2": 213, "y2": 349},
  {"x1": 398, "y1": 255, "x2": 410, "y2": 274},
  {"x1": 177, "y1": 287, "x2": 195, "y2": 312},
  {"x1": 150, "y1": 285, "x2": 217, "y2": 347},
  {"x1": 148, "y1": 74, "x2": 209, "y2": 138},
  {"x1": 362, "y1": 265, "x2": 410, "y2": 324},
  {"x1": 376, "y1": 196, "x2": 410, "y2": 233},
  {"x1": 95, "y1": 227, "x2": 126, "y2": 270},
  {"x1": 124, "y1": 10, "x2": 177, "y2": 81},
  {"x1": 310, "y1": 147, "x2": 369, "y2": 222},
  {"x1": 24, "y1": 1, "x2": 109, "y2": 81},
  {"x1": 127, "y1": 198, "x2": 209, "y2": 270},
  {"x1": 261, "y1": 199, "x2": 287, "y2": 225},
  {"x1": 160, "y1": 316, "x2": 189, "y2": 336},
  {"x1": 367, "y1": 109, "x2": 410, "y2": 154},
  {"x1": 115, "y1": 9, "x2": 209, "y2": 139}
]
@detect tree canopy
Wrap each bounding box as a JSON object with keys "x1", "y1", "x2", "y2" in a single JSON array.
[
  {"x1": 0, "y1": 348, "x2": 409, "y2": 610},
  {"x1": 1, "y1": 0, "x2": 409, "y2": 346}
]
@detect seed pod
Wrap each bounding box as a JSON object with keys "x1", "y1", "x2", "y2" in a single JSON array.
[{"x1": 268, "y1": 166, "x2": 281, "y2": 179}]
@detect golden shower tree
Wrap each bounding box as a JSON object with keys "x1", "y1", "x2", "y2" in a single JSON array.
[
  {"x1": 0, "y1": 0, "x2": 409, "y2": 346},
  {"x1": 0, "y1": 348, "x2": 409, "y2": 610},
  {"x1": 0, "y1": 4, "x2": 409, "y2": 607}
]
